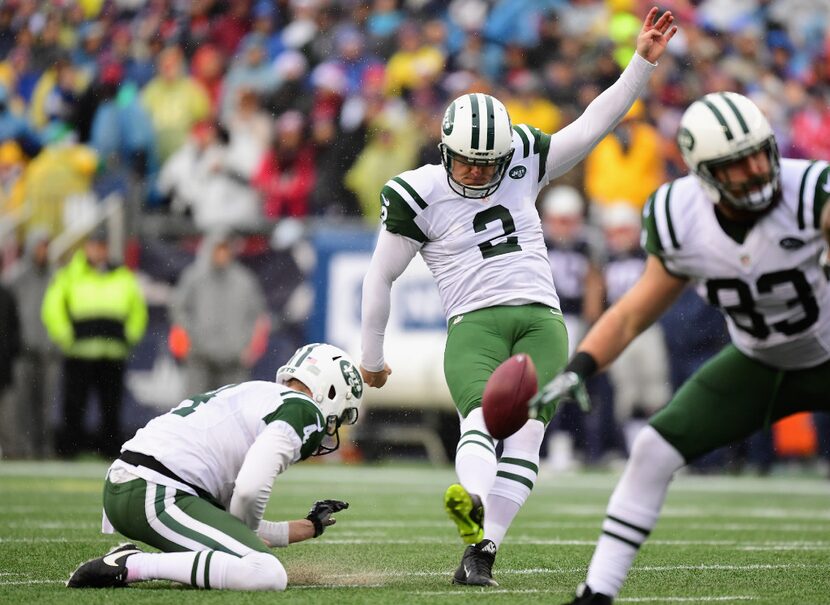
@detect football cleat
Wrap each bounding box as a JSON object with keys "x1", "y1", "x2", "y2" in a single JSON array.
[
  {"x1": 452, "y1": 539, "x2": 498, "y2": 587},
  {"x1": 444, "y1": 483, "x2": 484, "y2": 544},
  {"x1": 67, "y1": 542, "x2": 142, "y2": 588},
  {"x1": 563, "y1": 582, "x2": 613, "y2": 604}
]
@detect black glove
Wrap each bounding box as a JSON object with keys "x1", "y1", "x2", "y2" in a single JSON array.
[{"x1": 306, "y1": 499, "x2": 349, "y2": 538}]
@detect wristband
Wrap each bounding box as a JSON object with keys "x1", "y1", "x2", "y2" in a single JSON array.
[
  {"x1": 256, "y1": 520, "x2": 289, "y2": 547},
  {"x1": 565, "y1": 351, "x2": 598, "y2": 380}
]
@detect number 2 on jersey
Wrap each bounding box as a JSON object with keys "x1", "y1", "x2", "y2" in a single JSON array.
[{"x1": 473, "y1": 205, "x2": 522, "y2": 259}]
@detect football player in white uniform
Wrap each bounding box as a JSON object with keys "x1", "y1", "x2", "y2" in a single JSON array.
[
  {"x1": 67, "y1": 343, "x2": 363, "y2": 592},
  {"x1": 360, "y1": 7, "x2": 676, "y2": 587},
  {"x1": 533, "y1": 92, "x2": 830, "y2": 604}
]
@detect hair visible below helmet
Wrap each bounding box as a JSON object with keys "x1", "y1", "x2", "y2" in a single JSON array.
[
  {"x1": 276, "y1": 343, "x2": 363, "y2": 445},
  {"x1": 439, "y1": 93, "x2": 515, "y2": 198},
  {"x1": 677, "y1": 91, "x2": 781, "y2": 213}
]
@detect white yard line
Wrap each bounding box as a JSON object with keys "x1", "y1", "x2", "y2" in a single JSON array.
[{"x1": 413, "y1": 589, "x2": 758, "y2": 601}]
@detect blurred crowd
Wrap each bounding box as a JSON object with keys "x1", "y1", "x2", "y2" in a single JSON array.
[
  {"x1": 0, "y1": 0, "x2": 830, "y2": 237},
  {"x1": 1, "y1": 0, "x2": 830, "y2": 466}
]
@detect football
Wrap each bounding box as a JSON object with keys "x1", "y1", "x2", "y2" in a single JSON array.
[{"x1": 482, "y1": 354, "x2": 538, "y2": 439}]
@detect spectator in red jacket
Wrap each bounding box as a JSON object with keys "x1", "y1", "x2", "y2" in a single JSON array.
[{"x1": 252, "y1": 111, "x2": 315, "y2": 219}]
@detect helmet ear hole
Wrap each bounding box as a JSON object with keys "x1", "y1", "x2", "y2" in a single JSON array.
[{"x1": 328, "y1": 385, "x2": 336, "y2": 400}]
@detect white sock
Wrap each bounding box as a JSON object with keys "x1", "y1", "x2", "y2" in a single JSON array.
[
  {"x1": 455, "y1": 408, "x2": 498, "y2": 498},
  {"x1": 126, "y1": 550, "x2": 287, "y2": 591},
  {"x1": 483, "y1": 494, "x2": 520, "y2": 547},
  {"x1": 485, "y1": 419, "x2": 544, "y2": 547},
  {"x1": 586, "y1": 426, "x2": 684, "y2": 597}
]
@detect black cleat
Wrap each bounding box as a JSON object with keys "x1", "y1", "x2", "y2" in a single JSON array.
[
  {"x1": 452, "y1": 539, "x2": 498, "y2": 587},
  {"x1": 67, "y1": 542, "x2": 142, "y2": 588},
  {"x1": 563, "y1": 582, "x2": 613, "y2": 604}
]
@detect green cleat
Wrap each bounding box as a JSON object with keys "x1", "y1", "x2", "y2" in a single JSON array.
[{"x1": 444, "y1": 483, "x2": 484, "y2": 544}]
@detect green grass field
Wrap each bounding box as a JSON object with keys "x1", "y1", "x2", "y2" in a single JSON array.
[{"x1": 2, "y1": 461, "x2": 829, "y2": 604}]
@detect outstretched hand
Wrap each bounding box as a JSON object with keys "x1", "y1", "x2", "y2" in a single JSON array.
[
  {"x1": 636, "y1": 7, "x2": 677, "y2": 64},
  {"x1": 528, "y1": 371, "x2": 591, "y2": 420},
  {"x1": 306, "y1": 499, "x2": 349, "y2": 538}
]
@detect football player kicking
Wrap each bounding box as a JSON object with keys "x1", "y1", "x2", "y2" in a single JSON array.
[
  {"x1": 67, "y1": 343, "x2": 362, "y2": 591},
  {"x1": 532, "y1": 92, "x2": 830, "y2": 605},
  {"x1": 359, "y1": 7, "x2": 676, "y2": 587}
]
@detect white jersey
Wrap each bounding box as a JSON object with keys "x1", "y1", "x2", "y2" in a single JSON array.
[
  {"x1": 120, "y1": 381, "x2": 326, "y2": 507},
  {"x1": 643, "y1": 158, "x2": 830, "y2": 369},
  {"x1": 381, "y1": 124, "x2": 559, "y2": 319}
]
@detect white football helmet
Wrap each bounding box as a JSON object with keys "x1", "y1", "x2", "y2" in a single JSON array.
[
  {"x1": 439, "y1": 92, "x2": 515, "y2": 198},
  {"x1": 276, "y1": 343, "x2": 363, "y2": 443},
  {"x1": 678, "y1": 91, "x2": 781, "y2": 213}
]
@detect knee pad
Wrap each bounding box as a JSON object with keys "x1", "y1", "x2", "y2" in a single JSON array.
[{"x1": 237, "y1": 552, "x2": 287, "y2": 591}]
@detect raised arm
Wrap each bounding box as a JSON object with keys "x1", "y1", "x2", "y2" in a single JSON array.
[
  {"x1": 360, "y1": 229, "x2": 420, "y2": 387},
  {"x1": 546, "y1": 8, "x2": 676, "y2": 180}
]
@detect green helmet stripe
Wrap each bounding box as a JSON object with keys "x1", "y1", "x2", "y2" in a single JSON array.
[
  {"x1": 702, "y1": 98, "x2": 733, "y2": 141},
  {"x1": 468, "y1": 93, "x2": 480, "y2": 148},
  {"x1": 484, "y1": 94, "x2": 495, "y2": 150},
  {"x1": 289, "y1": 343, "x2": 317, "y2": 367},
  {"x1": 719, "y1": 93, "x2": 750, "y2": 134}
]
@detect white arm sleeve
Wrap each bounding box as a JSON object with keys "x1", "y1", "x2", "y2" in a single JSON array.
[
  {"x1": 360, "y1": 229, "x2": 421, "y2": 372},
  {"x1": 545, "y1": 53, "x2": 657, "y2": 181},
  {"x1": 229, "y1": 421, "x2": 301, "y2": 532}
]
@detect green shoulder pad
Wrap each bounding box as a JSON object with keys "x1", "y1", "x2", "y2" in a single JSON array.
[
  {"x1": 380, "y1": 181, "x2": 428, "y2": 243},
  {"x1": 263, "y1": 395, "x2": 326, "y2": 459},
  {"x1": 513, "y1": 124, "x2": 551, "y2": 181}
]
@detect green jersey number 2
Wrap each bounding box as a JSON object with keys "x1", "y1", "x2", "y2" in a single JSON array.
[{"x1": 474, "y1": 205, "x2": 522, "y2": 259}]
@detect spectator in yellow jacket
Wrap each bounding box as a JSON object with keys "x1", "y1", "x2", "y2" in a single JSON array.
[
  {"x1": 42, "y1": 229, "x2": 147, "y2": 458},
  {"x1": 583, "y1": 99, "x2": 664, "y2": 212},
  {"x1": 141, "y1": 46, "x2": 210, "y2": 162},
  {"x1": 504, "y1": 72, "x2": 562, "y2": 135}
]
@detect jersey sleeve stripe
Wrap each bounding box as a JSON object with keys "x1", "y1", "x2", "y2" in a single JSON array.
[
  {"x1": 537, "y1": 130, "x2": 551, "y2": 182},
  {"x1": 811, "y1": 163, "x2": 830, "y2": 229},
  {"x1": 392, "y1": 176, "x2": 428, "y2": 210},
  {"x1": 513, "y1": 125, "x2": 530, "y2": 159},
  {"x1": 664, "y1": 182, "x2": 680, "y2": 249},
  {"x1": 654, "y1": 183, "x2": 679, "y2": 252},
  {"x1": 382, "y1": 184, "x2": 428, "y2": 242},
  {"x1": 642, "y1": 193, "x2": 664, "y2": 254},
  {"x1": 797, "y1": 160, "x2": 820, "y2": 231}
]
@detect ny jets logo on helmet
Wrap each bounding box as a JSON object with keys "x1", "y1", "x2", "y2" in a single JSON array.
[
  {"x1": 439, "y1": 93, "x2": 515, "y2": 199},
  {"x1": 276, "y1": 343, "x2": 363, "y2": 454},
  {"x1": 679, "y1": 91, "x2": 781, "y2": 213}
]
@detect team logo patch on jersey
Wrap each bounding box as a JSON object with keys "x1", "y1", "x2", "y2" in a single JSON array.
[
  {"x1": 509, "y1": 166, "x2": 526, "y2": 179},
  {"x1": 779, "y1": 237, "x2": 805, "y2": 250}
]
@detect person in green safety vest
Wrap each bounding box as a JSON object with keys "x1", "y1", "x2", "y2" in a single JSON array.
[{"x1": 42, "y1": 228, "x2": 147, "y2": 458}]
